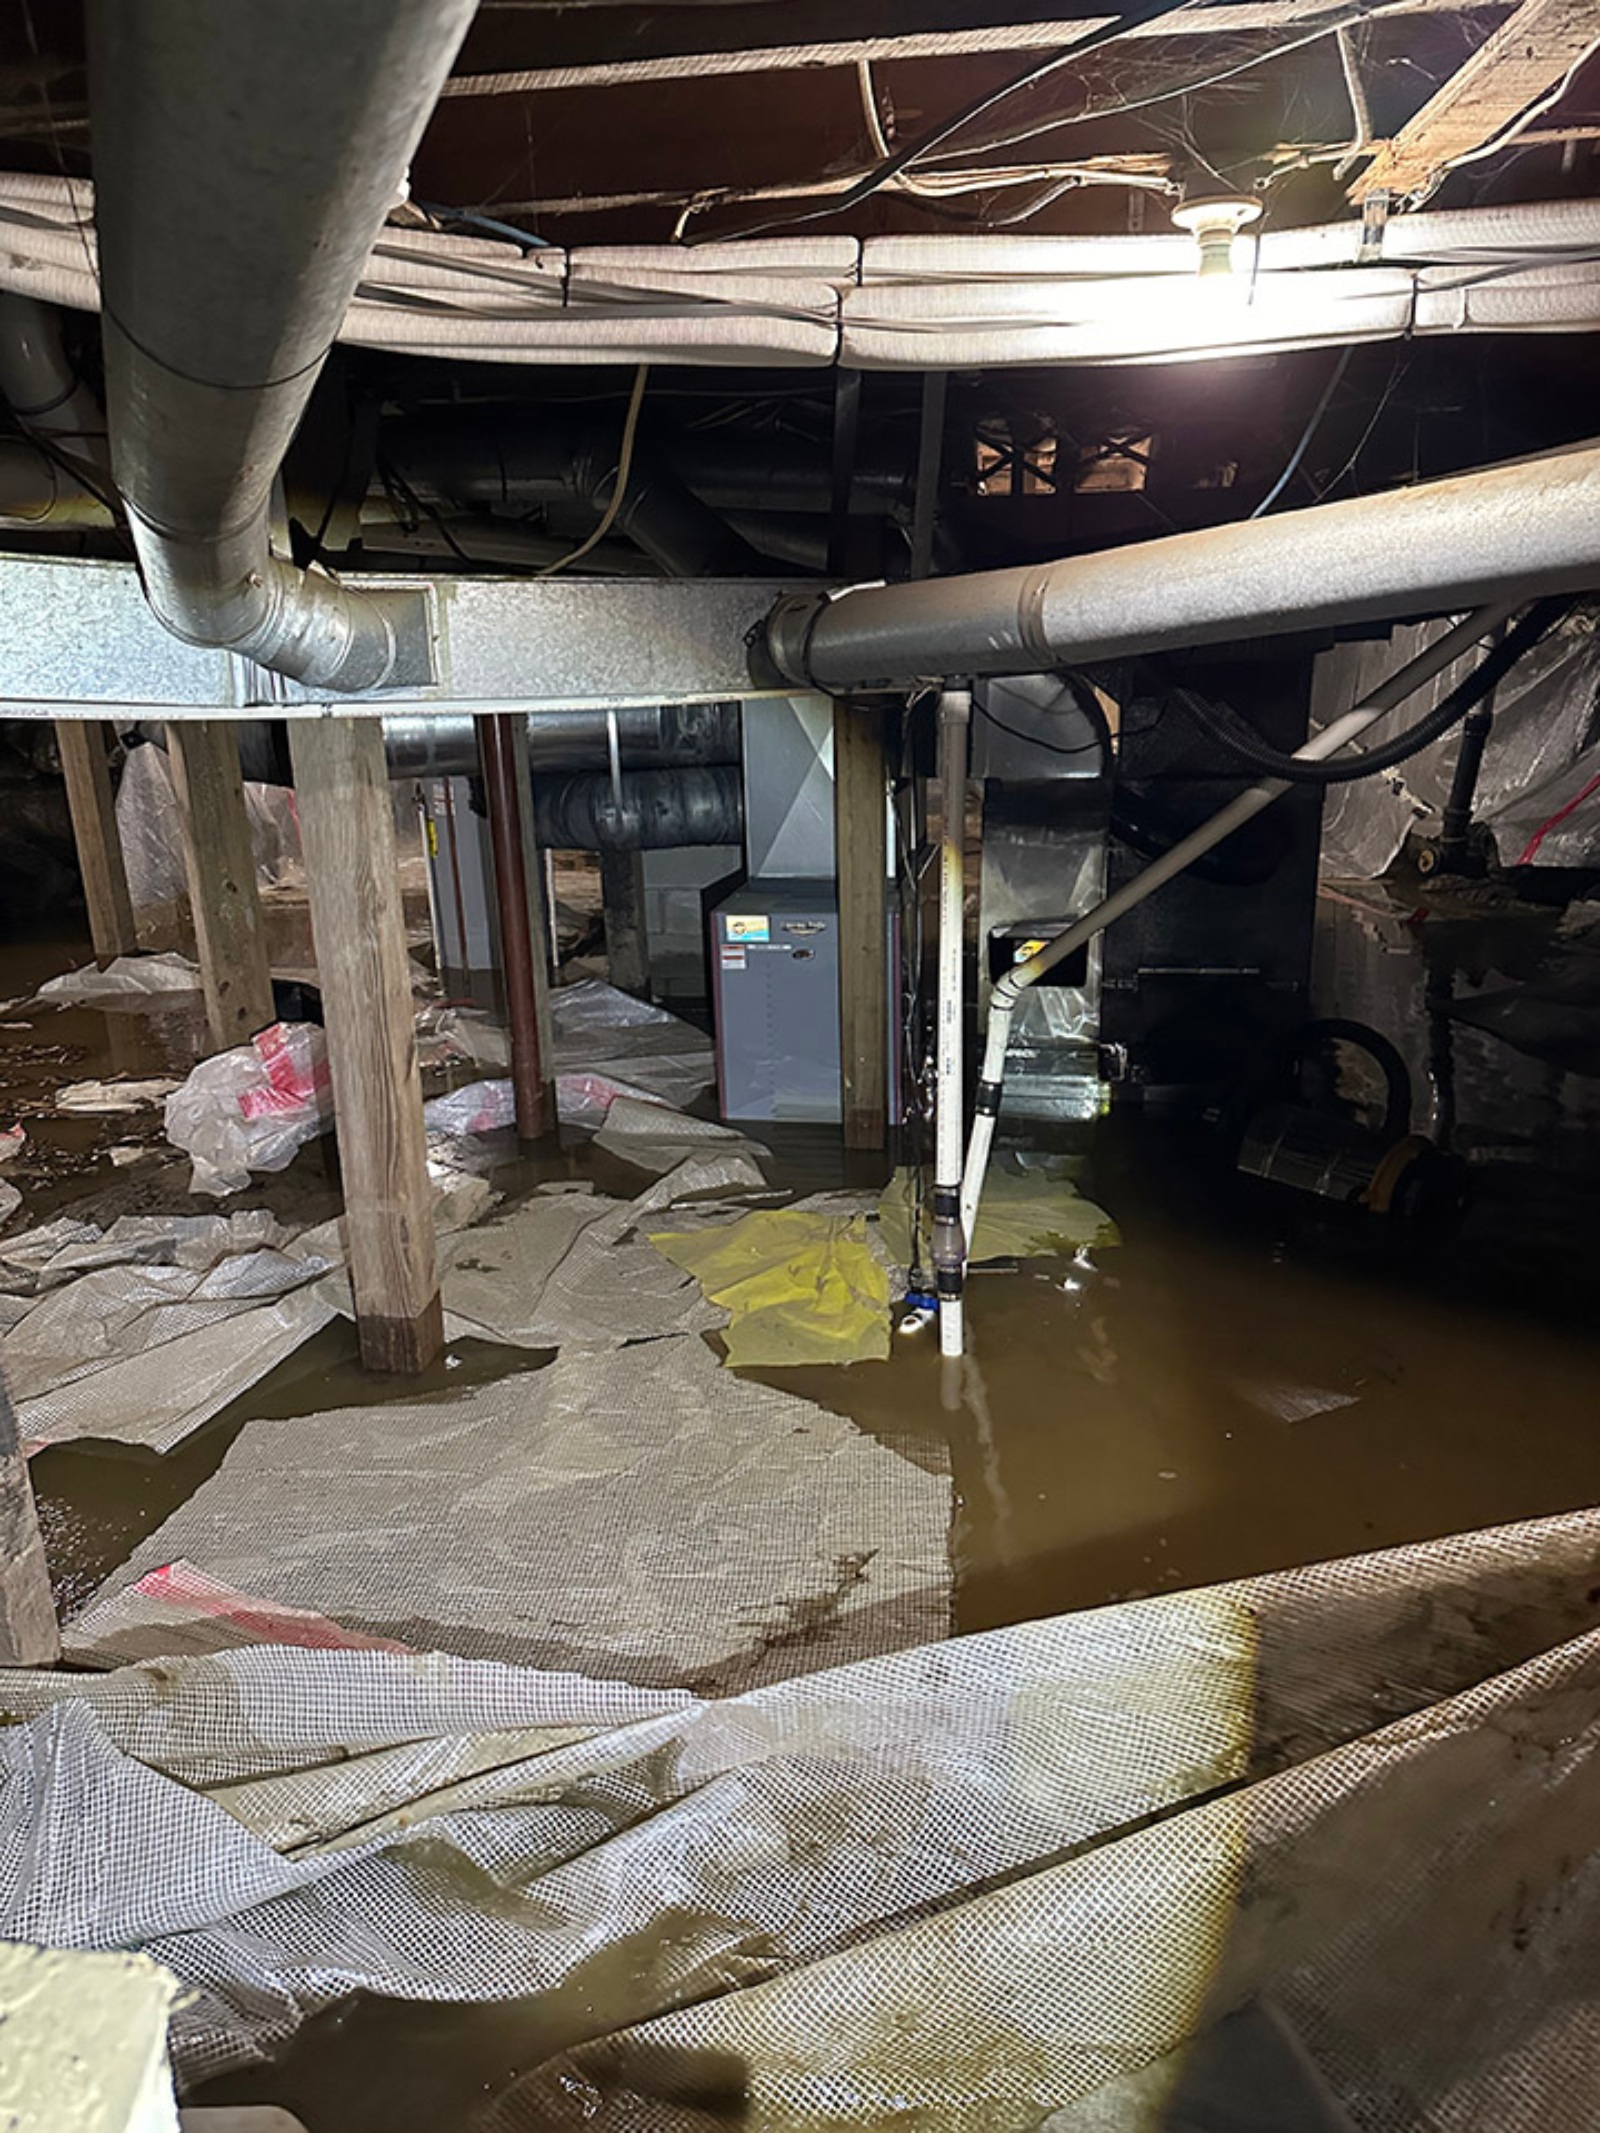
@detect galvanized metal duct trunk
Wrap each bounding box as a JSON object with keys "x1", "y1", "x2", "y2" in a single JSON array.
[
  {"x1": 86, "y1": 0, "x2": 476, "y2": 689},
  {"x1": 759, "y1": 441, "x2": 1600, "y2": 692}
]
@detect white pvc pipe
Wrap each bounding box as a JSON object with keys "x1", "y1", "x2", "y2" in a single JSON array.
[
  {"x1": 933, "y1": 686, "x2": 970, "y2": 1360},
  {"x1": 957, "y1": 601, "x2": 1517, "y2": 1246}
]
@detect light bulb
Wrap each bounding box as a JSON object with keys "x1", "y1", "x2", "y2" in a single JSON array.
[{"x1": 1170, "y1": 191, "x2": 1262, "y2": 278}]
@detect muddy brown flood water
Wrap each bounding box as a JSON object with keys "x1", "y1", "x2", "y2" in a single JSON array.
[{"x1": 3, "y1": 878, "x2": 1600, "y2": 2127}]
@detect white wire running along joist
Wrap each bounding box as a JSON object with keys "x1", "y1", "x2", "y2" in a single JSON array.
[{"x1": 4, "y1": 174, "x2": 1600, "y2": 367}]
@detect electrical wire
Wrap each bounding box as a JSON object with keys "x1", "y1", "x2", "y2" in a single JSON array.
[
  {"x1": 1304, "y1": 347, "x2": 1410, "y2": 504},
  {"x1": 1249, "y1": 345, "x2": 1353, "y2": 519},
  {"x1": 914, "y1": 3, "x2": 1382, "y2": 172},
  {"x1": 1171, "y1": 600, "x2": 1568, "y2": 785},
  {"x1": 681, "y1": 0, "x2": 1206, "y2": 243},
  {"x1": 535, "y1": 364, "x2": 648, "y2": 577},
  {"x1": 413, "y1": 199, "x2": 557, "y2": 250}
]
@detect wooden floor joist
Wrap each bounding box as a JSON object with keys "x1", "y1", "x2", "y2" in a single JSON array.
[
  {"x1": 290, "y1": 717, "x2": 443, "y2": 1376},
  {"x1": 167, "y1": 720, "x2": 277, "y2": 1053},
  {"x1": 1350, "y1": 0, "x2": 1600, "y2": 201},
  {"x1": 443, "y1": 0, "x2": 1491, "y2": 97},
  {"x1": 55, "y1": 719, "x2": 138, "y2": 961}
]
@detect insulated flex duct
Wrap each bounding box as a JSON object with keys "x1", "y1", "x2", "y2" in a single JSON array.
[{"x1": 760, "y1": 441, "x2": 1600, "y2": 692}]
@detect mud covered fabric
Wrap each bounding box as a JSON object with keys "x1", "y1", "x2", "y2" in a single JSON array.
[{"x1": 7, "y1": 1510, "x2": 1600, "y2": 2124}]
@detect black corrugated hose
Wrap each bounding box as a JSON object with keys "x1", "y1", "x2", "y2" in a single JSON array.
[{"x1": 1168, "y1": 598, "x2": 1570, "y2": 785}]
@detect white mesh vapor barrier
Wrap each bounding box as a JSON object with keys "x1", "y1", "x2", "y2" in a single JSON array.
[
  {"x1": 5, "y1": 1508, "x2": 1600, "y2": 2122},
  {"x1": 4, "y1": 174, "x2": 1600, "y2": 367},
  {"x1": 65, "y1": 1334, "x2": 951, "y2": 1688}
]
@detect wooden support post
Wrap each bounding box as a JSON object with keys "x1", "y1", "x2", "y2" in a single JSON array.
[
  {"x1": 56, "y1": 719, "x2": 138, "y2": 959},
  {"x1": 600, "y1": 845, "x2": 651, "y2": 998},
  {"x1": 0, "y1": 1373, "x2": 58, "y2": 1667},
  {"x1": 834, "y1": 697, "x2": 889, "y2": 1150},
  {"x1": 290, "y1": 716, "x2": 442, "y2": 1375},
  {"x1": 476, "y1": 713, "x2": 555, "y2": 1141},
  {"x1": 168, "y1": 720, "x2": 276, "y2": 1051}
]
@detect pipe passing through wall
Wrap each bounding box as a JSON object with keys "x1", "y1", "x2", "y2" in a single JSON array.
[
  {"x1": 957, "y1": 600, "x2": 1522, "y2": 1251},
  {"x1": 933, "y1": 687, "x2": 970, "y2": 1360}
]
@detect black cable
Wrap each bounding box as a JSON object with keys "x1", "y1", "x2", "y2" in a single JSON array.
[
  {"x1": 1249, "y1": 347, "x2": 1352, "y2": 520},
  {"x1": 682, "y1": 0, "x2": 1204, "y2": 244},
  {"x1": 1169, "y1": 599, "x2": 1567, "y2": 785}
]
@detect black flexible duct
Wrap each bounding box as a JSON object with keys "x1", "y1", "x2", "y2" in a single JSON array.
[
  {"x1": 531, "y1": 765, "x2": 742, "y2": 851},
  {"x1": 1168, "y1": 600, "x2": 1569, "y2": 785}
]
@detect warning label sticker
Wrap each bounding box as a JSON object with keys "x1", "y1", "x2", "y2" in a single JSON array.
[
  {"x1": 725, "y1": 914, "x2": 770, "y2": 943},
  {"x1": 719, "y1": 944, "x2": 748, "y2": 971}
]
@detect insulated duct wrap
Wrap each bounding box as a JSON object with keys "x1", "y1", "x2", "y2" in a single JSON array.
[
  {"x1": 761, "y1": 442, "x2": 1600, "y2": 690},
  {"x1": 11, "y1": 176, "x2": 1600, "y2": 369}
]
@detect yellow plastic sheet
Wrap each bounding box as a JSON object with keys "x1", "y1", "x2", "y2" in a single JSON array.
[
  {"x1": 877, "y1": 1161, "x2": 1117, "y2": 1267},
  {"x1": 649, "y1": 1208, "x2": 890, "y2": 1368}
]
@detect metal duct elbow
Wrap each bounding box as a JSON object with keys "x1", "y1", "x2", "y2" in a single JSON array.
[
  {"x1": 86, "y1": 0, "x2": 476, "y2": 690},
  {"x1": 758, "y1": 440, "x2": 1600, "y2": 692}
]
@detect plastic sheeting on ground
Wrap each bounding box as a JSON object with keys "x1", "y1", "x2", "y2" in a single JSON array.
[
  {"x1": 877, "y1": 1157, "x2": 1118, "y2": 1269},
  {"x1": 592, "y1": 1095, "x2": 768, "y2": 1182},
  {"x1": 56, "y1": 1077, "x2": 181, "y2": 1115},
  {"x1": 426, "y1": 1189, "x2": 725, "y2": 1351},
  {"x1": 650, "y1": 1207, "x2": 891, "y2": 1368},
  {"x1": 549, "y1": 980, "x2": 714, "y2": 1110},
  {"x1": 10, "y1": 1508, "x2": 1600, "y2": 2122},
  {"x1": 424, "y1": 985, "x2": 717, "y2": 1140},
  {"x1": 3, "y1": 1214, "x2": 328, "y2": 1457},
  {"x1": 66, "y1": 1331, "x2": 951, "y2": 1688},
  {"x1": 33, "y1": 951, "x2": 203, "y2": 1008}
]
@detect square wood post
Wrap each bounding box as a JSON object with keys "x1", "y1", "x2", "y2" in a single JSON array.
[
  {"x1": 56, "y1": 719, "x2": 138, "y2": 959},
  {"x1": 290, "y1": 716, "x2": 442, "y2": 1375},
  {"x1": 168, "y1": 720, "x2": 277, "y2": 1051},
  {"x1": 833, "y1": 697, "x2": 890, "y2": 1150}
]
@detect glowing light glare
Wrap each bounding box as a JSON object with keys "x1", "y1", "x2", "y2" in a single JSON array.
[{"x1": 1171, "y1": 191, "x2": 1263, "y2": 277}]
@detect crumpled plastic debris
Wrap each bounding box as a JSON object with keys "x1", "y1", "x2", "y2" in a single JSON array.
[
  {"x1": 0, "y1": 1180, "x2": 18, "y2": 1229},
  {"x1": 164, "y1": 1022, "x2": 332, "y2": 1196},
  {"x1": 34, "y1": 951, "x2": 202, "y2": 1007},
  {"x1": 650, "y1": 1206, "x2": 892, "y2": 1368},
  {"x1": 593, "y1": 1094, "x2": 766, "y2": 1180},
  {"x1": 877, "y1": 1157, "x2": 1117, "y2": 1269},
  {"x1": 56, "y1": 1076, "x2": 181, "y2": 1114},
  {"x1": 0, "y1": 1124, "x2": 24, "y2": 1163},
  {"x1": 0, "y1": 1209, "x2": 286, "y2": 1293},
  {"x1": 552, "y1": 979, "x2": 715, "y2": 1113}
]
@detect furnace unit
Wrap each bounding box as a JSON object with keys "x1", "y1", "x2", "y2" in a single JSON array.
[{"x1": 711, "y1": 880, "x2": 901, "y2": 1123}]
